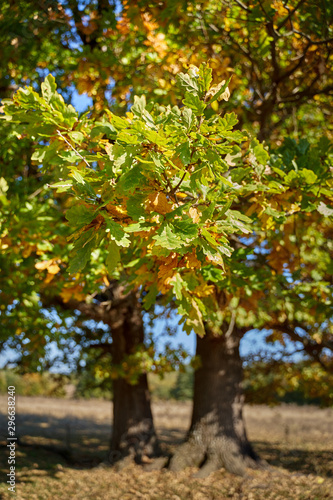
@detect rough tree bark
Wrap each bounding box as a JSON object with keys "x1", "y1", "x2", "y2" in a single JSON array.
[
  {"x1": 108, "y1": 286, "x2": 160, "y2": 464},
  {"x1": 44, "y1": 283, "x2": 160, "y2": 464},
  {"x1": 169, "y1": 324, "x2": 260, "y2": 477}
]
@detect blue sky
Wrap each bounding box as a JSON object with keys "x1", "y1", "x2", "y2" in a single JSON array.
[{"x1": 0, "y1": 321, "x2": 295, "y2": 374}]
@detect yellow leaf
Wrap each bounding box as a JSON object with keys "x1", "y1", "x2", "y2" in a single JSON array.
[
  {"x1": 103, "y1": 276, "x2": 110, "y2": 286},
  {"x1": 60, "y1": 284, "x2": 86, "y2": 303},
  {"x1": 44, "y1": 273, "x2": 55, "y2": 284},
  {"x1": 47, "y1": 263, "x2": 60, "y2": 274},
  {"x1": 206, "y1": 80, "x2": 230, "y2": 102},
  {"x1": 206, "y1": 252, "x2": 224, "y2": 267},
  {"x1": 189, "y1": 207, "x2": 200, "y2": 223},
  {"x1": 211, "y1": 100, "x2": 219, "y2": 111},
  {"x1": 35, "y1": 259, "x2": 60, "y2": 275},
  {"x1": 289, "y1": 203, "x2": 300, "y2": 214},
  {"x1": 105, "y1": 203, "x2": 129, "y2": 220},
  {"x1": 35, "y1": 260, "x2": 53, "y2": 270},
  {"x1": 146, "y1": 192, "x2": 172, "y2": 215},
  {"x1": 156, "y1": 253, "x2": 179, "y2": 293},
  {"x1": 22, "y1": 244, "x2": 36, "y2": 258},
  {"x1": 186, "y1": 298, "x2": 205, "y2": 337},
  {"x1": 194, "y1": 282, "x2": 214, "y2": 298},
  {"x1": 246, "y1": 203, "x2": 262, "y2": 217},
  {"x1": 184, "y1": 250, "x2": 201, "y2": 269},
  {"x1": 176, "y1": 192, "x2": 188, "y2": 199}
]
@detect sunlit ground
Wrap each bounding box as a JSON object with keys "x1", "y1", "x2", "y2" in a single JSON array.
[{"x1": 0, "y1": 396, "x2": 332, "y2": 499}]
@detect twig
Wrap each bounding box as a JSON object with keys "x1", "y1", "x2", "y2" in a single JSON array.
[
  {"x1": 277, "y1": 0, "x2": 305, "y2": 32},
  {"x1": 225, "y1": 308, "x2": 237, "y2": 338},
  {"x1": 28, "y1": 187, "x2": 44, "y2": 199},
  {"x1": 233, "y1": 0, "x2": 251, "y2": 13},
  {"x1": 57, "y1": 130, "x2": 91, "y2": 168}
]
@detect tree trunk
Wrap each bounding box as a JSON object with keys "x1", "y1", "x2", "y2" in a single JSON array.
[
  {"x1": 108, "y1": 287, "x2": 160, "y2": 464},
  {"x1": 169, "y1": 325, "x2": 260, "y2": 477},
  {"x1": 43, "y1": 285, "x2": 160, "y2": 465}
]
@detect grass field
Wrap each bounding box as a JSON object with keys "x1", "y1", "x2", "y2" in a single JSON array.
[{"x1": 0, "y1": 396, "x2": 332, "y2": 499}]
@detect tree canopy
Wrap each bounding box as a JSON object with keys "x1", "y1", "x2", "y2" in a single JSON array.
[{"x1": 0, "y1": 0, "x2": 332, "y2": 396}]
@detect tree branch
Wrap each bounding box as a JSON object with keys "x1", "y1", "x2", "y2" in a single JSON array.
[
  {"x1": 232, "y1": 0, "x2": 251, "y2": 13},
  {"x1": 277, "y1": 0, "x2": 305, "y2": 32}
]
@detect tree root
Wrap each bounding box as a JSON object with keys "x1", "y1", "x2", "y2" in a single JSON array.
[
  {"x1": 169, "y1": 435, "x2": 265, "y2": 478},
  {"x1": 169, "y1": 441, "x2": 206, "y2": 472}
]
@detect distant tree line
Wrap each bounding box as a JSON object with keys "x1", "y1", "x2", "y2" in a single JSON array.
[{"x1": 1, "y1": 359, "x2": 332, "y2": 406}]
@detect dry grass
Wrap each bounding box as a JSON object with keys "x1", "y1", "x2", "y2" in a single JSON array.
[{"x1": 0, "y1": 396, "x2": 332, "y2": 499}]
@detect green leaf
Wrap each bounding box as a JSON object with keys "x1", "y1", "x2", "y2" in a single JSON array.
[
  {"x1": 117, "y1": 130, "x2": 140, "y2": 144},
  {"x1": 225, "y1": 209, "x2": 252, "y2": 233},
  {"x1": 205, "y1": 148, "x2": 227, "y2": 171},
  {"x1": 0, "y1": 177, "x2": 9, "y2": 206},
  {"x1": 153, "y1": 224, "x2": 184, "y2": 250},
  {"x1": 182, "y1": 107, "x2": 193, "y2": 130},
  {"x1": 66, "y1": 204, "x2": 96, "y2": 226},
  {"x1": 176, "y1": 140, "x2": 191, "y2": 165},
  {"x1": 230, "y1": 167, "x2": 252, "y2": 183},
  {"x1": 176, "y1": 72, "x2": 199, "y2": 95},
  {"x1": 109, "y1": 113, "x2": 128, "y2": 130},
  {"x1": 143, "y1": 283, "x2": 159, "y2": 310},
  {"x1": 62, "y1": 104, "x2": 78, "y2": 127},
  {"x1": 199, "y1": 64, "x2": 213, "y2": 93},
  {"x1": 69, "y1": 131, "x2": 85, "y2": 144},
  {"x1": 70, "y1": 168, "x2": 85, "y2": 184},
  {"x1": 142, "y1": 128, "x2": 167, "y2": 147},
  {"x1": 184, "y1": 296, "x2": 205, "y2": 337},
  {"x1": 171, "y1": 218, "x2": 198, "y2": 241},
  {"x1": 49, "y1": 180, "x2": 73, "y2": 193},
  {"x1": 31, "y1": 148, "x2": 46, "y2": 163},
  {"x1": 182, "y1": 93, "x2": 206, "y2": 116},
  {"x1": 41, "y1": 74, "x2": 57, "y2": 103},
  {"x1": 58, "y1": 150, "x2": 82, "y2": 163},
  {"x1": 201, "y1": 228, "x2": 218, "y2": 247},
  {"x1": 272, "y1": 166, "x2": 286, "y2": 178},
  {"x1": 67, "y1": 229, "x2": 101, "y2": 274},
  {"x1": 172, "y1": 273, "x2": 187, "y2": 301},
  {"x1": 200, "y1": 239, "x2": 228, "y2": 264},
  {"x1": 251, "y1": 139, "x2": 269, "y2": 165},
  {"x1": 126, "y1": 194, "x2": 146, "y2": 220},
  {"x1": 106, "y1": 221, "x2": 130, "y2": 247},
  {"x1": 0, "y1": 177, "x2": 9, "y2": 194},
  {"x1": 106, "y1": 240, "x2": 120, "y2": 274},
  {"x1": 219, "y1": 112, "x2": 239, "y2": 131},
  {"x1": 117, "y1": 165, "x2": 145, "y2": 193},
  {"x1": 131, "y1": 95, "x2": 146, "y2": 117},
  {"x1": 91, "y1": 123, "x2": 116, "y2": 138},
  {"x1": 264, "y1": 206, "x2": 286, "y2": 221},
  {"x1": 124, "y1": 222, "x2": 154, "y2": 233},
  {"x1": 285, "y1": 170, "x2": 298, "y2": 184},
  {"x1": 300, "y1": 169, "x2": 318, "y2": 185},
  {"x1": 108, "y1": 144, "x2": 140, "y2": 169}
]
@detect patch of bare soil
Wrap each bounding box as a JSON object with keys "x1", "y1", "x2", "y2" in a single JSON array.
[{"x1": 0, "y1": 396, "x2": 332, "y2": 499}]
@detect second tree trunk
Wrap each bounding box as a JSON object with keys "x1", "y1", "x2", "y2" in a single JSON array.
[{"x1": 170, "y1": 325, "x2": 259, "y2": 476}]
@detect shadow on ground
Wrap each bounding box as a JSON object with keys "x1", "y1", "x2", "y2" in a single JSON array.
[
  {"x1": 1, "y1": 410, "x2": 332, "y2": 483},
  {"x1": 253, "y1": 440, "x2": 333, "y2": 478}
]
